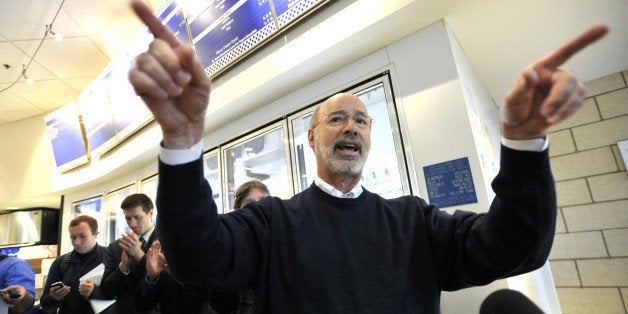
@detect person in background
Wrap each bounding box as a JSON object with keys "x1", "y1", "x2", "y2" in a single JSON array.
[
  {"x1": 101, "y1": 194, "x2": 158, "y2": 314},
  {"x1": 233, "y1": 181, "x2": 270, "y2": 210},
  {"x1": 40, "y1": 215, "x2": 111, "y2": 314},
  {"x1": 0, "y1": 254, "x2": 36, "y2": 314},
  {"x1": 224, "y1": 180, "x2": 271, "y2": 314},
  {"x1": 128, "y1": 0, "x2": 609, "y2": 312}
]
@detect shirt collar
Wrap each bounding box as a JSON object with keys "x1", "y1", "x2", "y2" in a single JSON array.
[
  {"x1": 314, "y1": 176, "x2": 363, "y2": 198},
  {"x1": 140, "y1": 225, "x2": 155, "y2": 241}
]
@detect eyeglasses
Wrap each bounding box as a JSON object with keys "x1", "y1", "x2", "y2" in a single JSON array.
[{"x1": 313, "y1": 113, "x2": 373, "y2": 129}]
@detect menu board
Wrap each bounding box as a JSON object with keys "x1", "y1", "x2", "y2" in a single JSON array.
[
  {"x1": 188, "y1": 0, "x2": 276, "y2": 76},
  {"x1": 186, "y1": 0, "x2": 328, "y2": 76},
  {"x1": 75, "y1": 1, "x2": 188, "y2": 158},
  {"x1": 49, "y1": 0, "x2": 329, "y2": 169},
  {"x1": 103, "y1": 53, "x2": 153, "y2": 143},
  {"x1": 155, "y1": 0, "x2": 191, "y2": 45},
  {"x1": 44, "y1": 101, "x2": 89, "y2": 172},
  {"x1": 274, "y1": 0, "x2": 326, "y2": 28}
]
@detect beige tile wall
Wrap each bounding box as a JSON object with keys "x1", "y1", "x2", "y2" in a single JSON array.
[{"x1": 548, "y1": 70, "x2": 628, "y2": 313}]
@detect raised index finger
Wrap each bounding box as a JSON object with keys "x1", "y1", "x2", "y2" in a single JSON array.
[
  {"x1": 131, "y1": 0, "x2": 180, "y2": 48},
  {"x1": 534, "y1": 24, "x2": 608, "y2": 70}
]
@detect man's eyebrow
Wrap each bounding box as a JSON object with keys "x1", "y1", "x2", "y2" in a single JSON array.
[{"x1": 327, "y1": 110, "x2": 348, "y2": 115}]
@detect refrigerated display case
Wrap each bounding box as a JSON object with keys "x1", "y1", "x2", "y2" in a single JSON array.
[
  {"x1": 203, "y1": 150, "x2": 224, "y2": 213},
  {"x1": 222, "y1": 123, "x2": 292, "y2": 212},
  {"x1": 140, "y1": 175, "x2": 158, "y2": 224},
  {"x1": 105, "y1": 184, "x2": 137, "y2": 245}
]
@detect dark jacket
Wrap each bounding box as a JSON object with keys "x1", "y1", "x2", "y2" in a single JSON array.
[
  {"x1": 134, "y1": 270, "x2": 221, "y2": 313},
  {"x1": 101, "y1": 232, "x2": 158, "y2": 314},
  {"x1": 40, "y1": 245, "x2": 113, "y2": 314}
]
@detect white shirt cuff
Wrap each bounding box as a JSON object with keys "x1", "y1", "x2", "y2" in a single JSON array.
[
  {"x1": 502, "y1": 136, "x2": 548, "y2": 152},
  {"x1": 159, "y1": 141, "x2": 203, "y2": 165}
]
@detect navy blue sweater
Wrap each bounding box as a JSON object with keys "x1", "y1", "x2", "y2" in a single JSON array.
[{"x1": 156, "y1": 146, "x2": 555, "y2": 313}]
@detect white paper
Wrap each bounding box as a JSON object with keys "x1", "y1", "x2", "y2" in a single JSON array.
[
  {"x1": 79, "y1": 263, "x2": 105, "y2": 285},
  {"x1": 89, "y1": 299, "x2": 115, "y2": 313},
  {"x1": 79, "y1": 263, "x2": 115, "y2": 313}
]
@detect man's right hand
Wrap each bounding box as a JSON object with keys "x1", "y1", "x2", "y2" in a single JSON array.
[
  {"x1": 119, "y1": 250, "x2": 130, "y2": 273},
  {"x1": 2, "y1": 285, "x2": 34, "y2": 312},
  {"x1": 129, "y1": 0, "x2": 211, "y2": 150},
  {"x1": 50, "y1": 284, "x2": 70, "y2": 301}
]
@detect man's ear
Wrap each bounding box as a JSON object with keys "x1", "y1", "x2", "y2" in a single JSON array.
[{"x1": 307, "y1": 129, "x2": 315, "y2": 150}]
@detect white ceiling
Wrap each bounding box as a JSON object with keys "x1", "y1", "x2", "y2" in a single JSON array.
[{"x1": 0, "y1": 0, "x2": 162, "y2": 125}]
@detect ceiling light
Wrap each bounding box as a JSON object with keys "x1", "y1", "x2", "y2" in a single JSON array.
[
  {"x1": 46, "y1": 24, "x2": 63, "y2": 41},
  {"x1": 21, "y1": 64, "x2": 34, "y2": 84},
  {"x1": 6, "y1": 206, "x2": 19, "y2": 210}
]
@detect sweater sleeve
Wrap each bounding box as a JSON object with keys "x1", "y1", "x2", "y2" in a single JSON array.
[
  {"x1": 157, "y1": 156, "x2": 257, "y2": 291},
  {"x1": 429, "y1": 145, "x2": 556, "y2": 291}
]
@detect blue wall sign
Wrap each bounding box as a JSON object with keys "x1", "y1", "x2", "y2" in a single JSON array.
[{"x1": 423, "y1": 157, "x2": 478, "y2": 208}]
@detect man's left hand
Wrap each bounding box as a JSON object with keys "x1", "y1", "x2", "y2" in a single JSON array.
[
  {"x1": 501, "y1": 25, "x2": 608, "y2": 140},
  {"x1": 78, "y1": 279, "x2": 95, "y2": 298}
]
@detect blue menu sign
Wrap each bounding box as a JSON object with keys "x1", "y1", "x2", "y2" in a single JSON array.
[
  {"x1": 423, "y1": 157, "x2": 477, "y2": 208},
  {"x1": 189, "y1": 0, "x2": 277, "y2": 76},
  {"x1": 274, "y1": 0, "x2": 326, "y2": 28},
  {"x1": 44, "y1": 101, "x2": 89, "y2": 172}
]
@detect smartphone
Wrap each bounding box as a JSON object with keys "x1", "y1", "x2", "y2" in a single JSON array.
[
  {"x1": 51, "y1": 281, "x2": 65, "y2": 289},
  {"x1": 0, "y1": 289, "x2": 20, "y2": 299}
]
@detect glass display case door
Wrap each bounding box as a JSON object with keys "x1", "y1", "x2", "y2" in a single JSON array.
[
  {"x1": 203, "y1": 149, "x2": 224, "y2": 213},
  {"x1": 222, "y1": 123, "x2": 293, "y2": 212}
]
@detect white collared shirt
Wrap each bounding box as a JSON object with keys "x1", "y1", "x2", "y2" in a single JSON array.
[
  {"x1": 140, "y1": 225, "x2": 155, "y2": 244},
  {"x1": 314, "y1": 176, "x2": 363, "y2": 198}
]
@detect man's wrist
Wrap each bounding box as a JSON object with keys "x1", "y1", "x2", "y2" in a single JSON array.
[
  {"x1": 119, "y1": 264, "x2": 130, "y2": 275},
  {"x1": 146, "y1": 274, "x2": 160, "y2": 284},
  {"x1": 159, "y1": 140, "x2": 203, "y2": 165},
  {"x1": 502, "y1": 136, "x2": 548, "y2": 152}
]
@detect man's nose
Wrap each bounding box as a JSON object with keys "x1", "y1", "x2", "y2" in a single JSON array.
[{"x1": 342, "y1": 117, "x2": 359, "y2": 134}]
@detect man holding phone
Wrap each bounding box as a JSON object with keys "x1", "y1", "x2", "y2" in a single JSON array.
[
  {"x1": 0, "y1": 253, "x2": 37, "y2": 313},
  {"x1": 40, "y1": 215, "x2": 111, "y2": 314},
  {"x1": 100, "y1": 194, "x2": 159, "y2": 313}
]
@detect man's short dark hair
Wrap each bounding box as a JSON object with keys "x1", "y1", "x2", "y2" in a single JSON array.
[
  {"x1": 234, "y1": 181, "x2": 270, "y2": 209},
  {"x1": 120, "y1": 193, "x2": 154, "y2": 213},
  {"x1": 69, "y1": 215, "x2": 98, "y2": 234}
]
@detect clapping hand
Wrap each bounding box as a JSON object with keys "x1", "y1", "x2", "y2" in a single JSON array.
[
  {"x1": 119, "y1": 232, "x2": 145, "y2": 261},
  {"x1": 146, "y1": 241, "x2": 169, "y2": 280}
]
